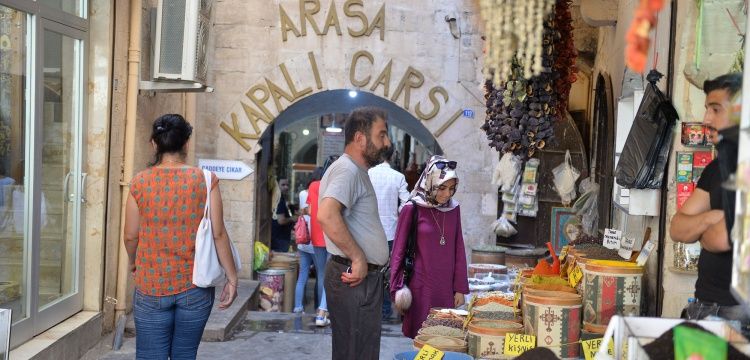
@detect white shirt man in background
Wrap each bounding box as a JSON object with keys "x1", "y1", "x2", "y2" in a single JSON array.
[{"x1": 368, "y1": 146, "x2": 410, "y2": 321}]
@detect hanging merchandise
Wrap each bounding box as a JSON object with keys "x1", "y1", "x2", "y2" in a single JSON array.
[
  {"x1": 519, "y1": 158, "x2": 540, "y2": 217},
  {"x1": 572, "y1": 178, "x2": 599, "y2": 236},
  {"x1": 552, "y1": 150, "x2": 580, "y2": 206},
  {"x1": 552, "y1": 0, "x2": 577, "y2": 116},
  {"x1": 625, "y1": 0, "x2": 666, "y2": 73},
  {"x1": 480, "y1": 1, "x2": 579, "y2": 160},
  {"x1": 493, "y1": 152, "x2": 522, "y2": 191},
  {"x1": 478, "y1": 0, "x2": 556, "y2": 85},
  {"x1": 492, "y1": 217, "x2": 518, "y2": 238},
  {"x1": 615, "y1": 70, "x2": 678, "y2": 189}
]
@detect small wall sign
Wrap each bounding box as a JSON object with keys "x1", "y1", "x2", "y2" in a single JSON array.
[{"x1": 198, "y1": 159, "x2": 254, "y2": 180}]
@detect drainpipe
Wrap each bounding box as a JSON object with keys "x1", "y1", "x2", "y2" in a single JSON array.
[{"x1": 114, "y1": 0, "x2": 141, "y2": 318}]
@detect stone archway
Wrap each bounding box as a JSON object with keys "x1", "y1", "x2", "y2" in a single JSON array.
[
  {"x1": 254, "y1": 89, "x2": 444, "y2": 248},
  {"x1": 272, "y1": 89, "x2": 443, "y2": 154}
]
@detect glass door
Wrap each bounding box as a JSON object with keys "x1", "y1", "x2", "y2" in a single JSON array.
[
  {"x1": 0, "y1": 7, "x2": 86, "y2": 346},
  {"x1": 32, "y1": 19, "x2": 85, "y2": 335}
]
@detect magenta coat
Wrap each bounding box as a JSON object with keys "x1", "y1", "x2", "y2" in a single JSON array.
[{"x1": 389, "y1": 203, "x2": 469, "y2": 338}]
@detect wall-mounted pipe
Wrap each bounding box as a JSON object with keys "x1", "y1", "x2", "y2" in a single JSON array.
[{"x1": 114, "y1": 0, "x2": 141, "y2": 317}]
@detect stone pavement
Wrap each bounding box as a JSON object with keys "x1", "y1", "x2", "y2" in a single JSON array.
[{"x1": 84, "y1": 311, "x2": 414, "y2": 360}]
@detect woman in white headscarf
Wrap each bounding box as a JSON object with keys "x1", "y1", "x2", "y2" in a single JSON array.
[{"x1": 389, "y1": 155, "x2": 469, "y2": 338}]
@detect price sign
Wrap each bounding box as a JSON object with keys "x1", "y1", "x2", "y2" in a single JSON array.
[
  {"x1": 603, "y1": 229, "x2": 622, "y2": 250},
  {"x1": 415, "y1": 344, "x2": 444, "y2": 360},
  {"x1": 581, "y1": 338, "x2": 615, "y2": 360},
  {"x1": 636, "y1": 240, "x2": 656, "y2": 266},
  {"x1": 569, "y1": 264, "x2": 583, "y2": 287},
  {"x1": 504, "y1": 333, "x2": 536, "y2": 355},
  {"x1": 559, "y1": 245, "x2": 570, "y2": 262}
]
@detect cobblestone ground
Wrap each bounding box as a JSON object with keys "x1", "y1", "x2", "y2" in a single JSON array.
[{"x1": 85, "y1": 312, "x2": 413, "y2": 360}]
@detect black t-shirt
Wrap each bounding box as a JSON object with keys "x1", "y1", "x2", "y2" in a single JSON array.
[
  {"x1": 271, "y1": 196, "x2": 293, "y2": 242},
  {"x1": 694, "y1": 159, "x2": 736, "y2": 305}
]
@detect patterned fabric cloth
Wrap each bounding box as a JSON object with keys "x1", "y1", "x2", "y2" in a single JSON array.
[
  {"x1": 130, "y1": 167, "x2": 218, "y2": 296},
  {"x1": 409, "y1": 155, "x2": 459, "y2": 212},
  {"x1": 368, "y1": 162, "x2": 410, "y2": 241}
]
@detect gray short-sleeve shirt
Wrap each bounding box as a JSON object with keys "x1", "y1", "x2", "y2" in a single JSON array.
[{"x1": 319, "y1": 154, "x2": 389, "y2": 265}]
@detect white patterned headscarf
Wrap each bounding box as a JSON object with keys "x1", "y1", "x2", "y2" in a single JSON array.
[{"x1": 409, "y1": 155, "x2": 459, "y2": 212}]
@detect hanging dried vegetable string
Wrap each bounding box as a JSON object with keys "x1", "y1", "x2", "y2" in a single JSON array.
[
  {"x1": 552, "y1": 0, "x2": 577, "y2": 117},
  {"x1": 479, "y1": 0, "x2": 555, "y2": 85},
  {"x1": 481, "y1": 11, "x2": 559, "y2": 159}
]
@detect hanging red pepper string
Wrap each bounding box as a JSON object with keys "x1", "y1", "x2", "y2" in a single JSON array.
[
  {"x1": 626, "y1": 0, "x2": 666, "y2": 73},
  {"x1": 652, "y1": 11, "x2": 659, "y2": 70}
]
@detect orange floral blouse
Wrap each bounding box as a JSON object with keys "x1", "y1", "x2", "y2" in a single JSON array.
[{"x1": 130, "y1": 167, "x2": 218, "y2": 296}]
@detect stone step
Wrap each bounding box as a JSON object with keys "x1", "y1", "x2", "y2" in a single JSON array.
[{"x1": 125, "y1": 279, "x2": 259, "y2": 342}]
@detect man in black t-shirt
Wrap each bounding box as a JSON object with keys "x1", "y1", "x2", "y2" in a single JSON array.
[
  {"x1": 670, "y1": 73, "x2": 749, "y2": 334},
  {"x1": 271, "y1": 178, "x2": 296, "y2": 252}
]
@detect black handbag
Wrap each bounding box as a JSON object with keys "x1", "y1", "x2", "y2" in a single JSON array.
[{"x1": 383, "y1": 200, "x2": 419, "y2": 291}]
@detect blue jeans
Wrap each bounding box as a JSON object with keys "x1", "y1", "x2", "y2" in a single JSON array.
[
  {"x1": 312, "y1": 246, "x2": 329, "y2": 311},
  {"x1": 294, "y1": 247, "x2": 329, "y2": 312},
  {"x1": 134, "y1": 286, "x2": 214, "y2": 360},
  {"x1": 294, "y1": 250, "x2": 314, "y2": 311}
]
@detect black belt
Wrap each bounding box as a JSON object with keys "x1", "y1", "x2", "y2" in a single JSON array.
[{"x1": 331, "y1": 255, "x2": 384, "y2": 272}]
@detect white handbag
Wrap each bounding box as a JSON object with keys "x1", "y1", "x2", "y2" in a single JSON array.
[{"x1": 193, "y1": 169, "x2": 242, "y2": 288}]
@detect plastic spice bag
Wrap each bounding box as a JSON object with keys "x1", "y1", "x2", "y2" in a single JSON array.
[
  {"x1": 253, "y1": 241, "x2": 270, "y2": 271},
  {"x1": 493, "y1": 152, "x2": 522, "y2": 192},
  {"x1": 553, "y1": 150, "x2": 580, "y2": 206},
  {"x1": 492, "y1": 217, "x2": 518, "y2": 237},
  {"x1": 572, "y1": 178, "x2": 599, "y2": 235}
]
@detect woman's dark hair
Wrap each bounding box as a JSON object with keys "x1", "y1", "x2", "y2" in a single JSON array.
[
  {"x1": 150, "y1": 114, "x2": 193, "y2": 166},
  {"x1": 306, "y1": 167, "x2": 324, "y2": 188}
]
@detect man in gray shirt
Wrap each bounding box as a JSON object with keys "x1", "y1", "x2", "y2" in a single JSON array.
[{"x1": 318, "y1": 107, "x2": 391, "y2": 360}]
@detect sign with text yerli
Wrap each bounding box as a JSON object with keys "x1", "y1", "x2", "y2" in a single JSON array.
[
  {"x1": 503, "y1": 333, "x2": 536, "y2": 355},
  {"x1": 569, "y1": 264, "x2": 583, "y2": 287},
  {"x1": 581, "y1": 338, "x2": 614, "y2": 360},
  {"x1": 414, "y1": 344, "x2": 444, "y2": 360},
  {"x1": 198, "y1": 159, "x2": 254, "y2": 180},
  {"x1": 603, "y1": 228, "x2": 622, "y2": 250}
]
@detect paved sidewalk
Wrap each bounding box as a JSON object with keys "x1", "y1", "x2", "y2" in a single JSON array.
[{"x1": 85, "y1": 311, "x2": 413, "y2": 360}]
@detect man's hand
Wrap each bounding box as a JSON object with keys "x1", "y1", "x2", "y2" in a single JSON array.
[
  {"x1": 454, "y1": 292, "x2": 465, "y2": 308},
  {"x1": 341, "y1": 257, "x2": 367, "y2": 287},
  {"x1": 703, "y1": 209, "x2": 725, "y2": 226},
  {"x1": 700, "y1": 212, "x2": 731, "y2": 252}
]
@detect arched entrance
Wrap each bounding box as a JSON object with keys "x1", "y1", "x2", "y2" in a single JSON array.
[{"x1": 254, "y1": 90, "x2": 442, "y2": 247}]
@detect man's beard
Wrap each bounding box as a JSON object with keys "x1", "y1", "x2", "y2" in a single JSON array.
[{"x1": 364, "y1": 139, "x2": 386, "y2": 168}]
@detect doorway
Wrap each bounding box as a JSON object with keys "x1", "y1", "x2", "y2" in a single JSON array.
[{"x1": 254, "y1": 90, "x2": 442, "y2": 248}]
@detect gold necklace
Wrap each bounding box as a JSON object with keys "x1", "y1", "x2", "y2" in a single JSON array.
[{"x1": 429, "y1": 208, "x2": 447, "y2": 246}]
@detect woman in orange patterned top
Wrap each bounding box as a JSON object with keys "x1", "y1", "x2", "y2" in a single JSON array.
[{"x1": 124, "y1": 114, "x2": 238, "y2": 360}]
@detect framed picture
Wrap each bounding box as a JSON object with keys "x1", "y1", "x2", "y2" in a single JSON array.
[{"x1": 550, "y1": 207, "x2": 579, "y2": 253}]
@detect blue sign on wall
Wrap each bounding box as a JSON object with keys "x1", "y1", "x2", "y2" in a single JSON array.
[{"x1": 463, "y1": 109, "x2": 474, "y2": 118}]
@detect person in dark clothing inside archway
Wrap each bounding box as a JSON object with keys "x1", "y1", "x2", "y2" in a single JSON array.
[
  {"x1": 670, "y1": 73, "x2": 749, "y2": 337},
  {"x1": 271, "y1": 178, "x2": 296, "y2": 252}
]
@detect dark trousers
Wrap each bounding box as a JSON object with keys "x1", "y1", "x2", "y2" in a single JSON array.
[{"x1": 324, "y1": 260, "x2": 383, "y2": 360}]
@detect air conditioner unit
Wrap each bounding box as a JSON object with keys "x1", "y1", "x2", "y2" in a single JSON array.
[{"x1": 152, "y1": 0, "x2": 212, "y2": 83}]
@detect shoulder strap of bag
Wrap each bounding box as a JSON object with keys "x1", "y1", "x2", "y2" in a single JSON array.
[
  {"x1": 202, "y1": 169, "x2": 212, "y2": 219},
  {"x1": 403, "y1": 199, "x2": 419, "y2": 283}
]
